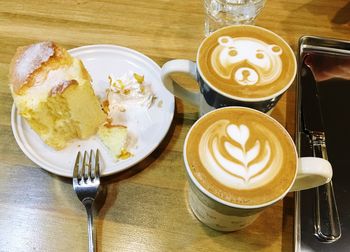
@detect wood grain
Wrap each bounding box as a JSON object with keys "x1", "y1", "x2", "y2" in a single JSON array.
[{"x1": 1, "y1": 0, "x2": 349, "y2": 251}]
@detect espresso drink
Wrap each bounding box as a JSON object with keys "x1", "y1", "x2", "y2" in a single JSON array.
[
  {"x1": 198, "y1": 25, "x2": 296, "y2": 100},
  {"x1": 185, "y1": 107, "x2": 296, "y2": 206}
]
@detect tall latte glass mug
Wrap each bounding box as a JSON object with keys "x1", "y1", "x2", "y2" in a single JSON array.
[
  {"x1": 161, "y1": 25, "x2": 297, "y2": 115},
  {"x1": 184, "y1": 107, "x2": 332, "y2": 231}
]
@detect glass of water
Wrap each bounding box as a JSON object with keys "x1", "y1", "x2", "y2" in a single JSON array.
[{"x1": 204, "y1": 0, "x2": 266, "y2": 36}]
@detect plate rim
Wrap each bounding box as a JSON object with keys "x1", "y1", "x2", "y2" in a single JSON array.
[{"x1": 10, "y1": 44, "x2": 175, "y2": 177}]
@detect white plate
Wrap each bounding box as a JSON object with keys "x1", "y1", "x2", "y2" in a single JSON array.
[{"x1": 11, "y1": 45, "x2": 174, "y2": 177}]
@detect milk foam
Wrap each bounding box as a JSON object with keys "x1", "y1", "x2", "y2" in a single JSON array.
[
  {"x1": 211, "y1": 36, "x2": 283, "y2": 86},
  {"x1": 198, "y1": 119, "x2": 282, "y2": 190}
]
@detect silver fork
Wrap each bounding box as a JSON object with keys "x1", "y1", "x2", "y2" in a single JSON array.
[{"x1": 73, "y1": 149, "x2": 101, "y2": 252}]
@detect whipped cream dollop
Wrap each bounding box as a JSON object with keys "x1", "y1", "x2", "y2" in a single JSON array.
[
  {"x1": 106, "y1": 71, "x2": 155, "y2": 125},
  {"x1": 108, "y1": 71, "x2": 154, "y2": 108}
]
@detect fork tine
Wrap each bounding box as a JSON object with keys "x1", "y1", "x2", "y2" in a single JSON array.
[
  {"x1": 89, "y1": 149, "x2": 93, "y2": 179},
  {"x1": 82, "y1": 151, "x2": 89, "y2": 180},
  {"x1": 95, "y1": 149, "x2": 100, "y2": 179},
  {"x1": 73, "y1": 151, "x2": 81, "y2": 179}
]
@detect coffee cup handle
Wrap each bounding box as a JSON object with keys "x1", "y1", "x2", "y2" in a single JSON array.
[
  {"x1": 161, "y1": 59, "x2": 200, "y2": 106},
  {"x1": 289, "y1": 157, "x2": 333, "y2": 192}
]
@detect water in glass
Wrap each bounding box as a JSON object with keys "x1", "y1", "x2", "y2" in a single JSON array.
[{"x1": 204, "y1": 0, "x2": 266, "y2": 36}]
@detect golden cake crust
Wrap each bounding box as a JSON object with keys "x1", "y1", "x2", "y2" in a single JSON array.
[
  {"x1": 9, "y1": 41, "x2": 73, "y2": 95},
  {"x1": 49, "y1": 80, "x2": 78, "y2": 96}
]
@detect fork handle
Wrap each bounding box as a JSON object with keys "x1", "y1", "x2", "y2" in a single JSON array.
[{"x1": 84, "y1": 199, "x2": 96, "y2": 252}]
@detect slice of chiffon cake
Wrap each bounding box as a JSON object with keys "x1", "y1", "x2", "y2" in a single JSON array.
[{"x1": 9, "y1": 41, "x2": 106, "y2": 150}]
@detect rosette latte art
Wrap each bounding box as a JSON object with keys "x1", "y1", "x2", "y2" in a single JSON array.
[
  {"x1": 199, "y1": 120, "x2": 283, "y2": 190},
  {"x1": 186, "y1": 107, "x2": 296, "y2": 206}
]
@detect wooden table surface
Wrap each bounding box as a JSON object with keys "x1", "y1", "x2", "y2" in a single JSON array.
[{"x1": 1, "y1": 0, "x2": 349, "y2": 251}]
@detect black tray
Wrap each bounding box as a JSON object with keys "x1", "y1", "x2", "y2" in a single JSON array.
[{"x1": 295, "y1": 36, "x2": 350, "y2": 251}]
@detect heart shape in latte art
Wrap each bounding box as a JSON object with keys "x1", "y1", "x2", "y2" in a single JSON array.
[
  {"x1": 220, "y1": 124, "x2": 272, "y2": 181},
  {"x1": 199, "y1": 120, "x2": 281, "y2": 190}
]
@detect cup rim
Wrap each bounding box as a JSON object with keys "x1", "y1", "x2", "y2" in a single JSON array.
[
  {"x1": 196, "y1": 25, "x2": 297, "y2": 102},
  {"x1": 183, "y1": 106, "x2": 298, "y2": 209}
]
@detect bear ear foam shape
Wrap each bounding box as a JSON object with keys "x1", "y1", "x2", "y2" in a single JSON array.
[
  {"x1": 268, "y1": 45, "x2": 282, "y2": 55},
  {"x1": 218, "y1": 36, "x2": 234, "y2": 46}
]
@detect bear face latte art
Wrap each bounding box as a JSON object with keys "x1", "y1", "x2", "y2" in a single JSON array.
[{"x1": 198, "y1": 25, "x2": 297, "y2": 100}]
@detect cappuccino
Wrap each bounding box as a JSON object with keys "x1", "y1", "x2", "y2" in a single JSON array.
[
  {"x1": 198, "y1": 25, "x2": 296, "y2": 100},
  {"x1": 185, "y1": 107, "x2": 296, "y2": 206}
]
